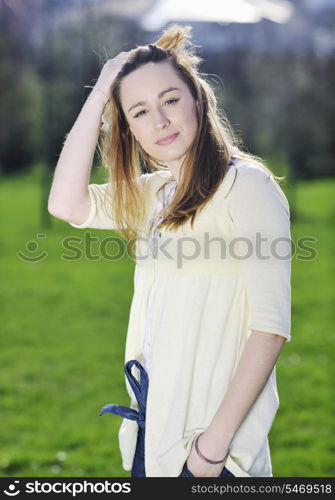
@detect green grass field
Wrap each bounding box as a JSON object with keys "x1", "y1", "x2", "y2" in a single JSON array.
[{"x1": 1, "y1": 166, "x2": 334, "y2": 477}]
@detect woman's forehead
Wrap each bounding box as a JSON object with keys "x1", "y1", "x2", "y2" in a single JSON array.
[{"x1": 120, "y1": 61, "x2": 185, "y2": 103}]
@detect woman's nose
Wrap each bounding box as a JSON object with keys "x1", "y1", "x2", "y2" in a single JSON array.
[{"x1": 152, "y1": 107, "x2": 170, "y2": 129}]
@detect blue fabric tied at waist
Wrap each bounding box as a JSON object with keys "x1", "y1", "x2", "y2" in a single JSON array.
[{"x1": 99, "y1": 359, "x2": 149, "y2": 431}]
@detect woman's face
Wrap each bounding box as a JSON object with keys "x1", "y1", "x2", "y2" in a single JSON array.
[{"x1": 119, "y1": 61, "x2": 198, "y2": 171}]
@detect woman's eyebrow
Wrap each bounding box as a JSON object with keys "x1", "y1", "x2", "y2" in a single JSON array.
[{"x1": 128, "y1": 86, "x2": 181, "y2": 113}]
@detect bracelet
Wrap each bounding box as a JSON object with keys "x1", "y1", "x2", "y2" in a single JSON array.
[{"x1": 194, "y1": 432, "x2": 230, "y2": 465}]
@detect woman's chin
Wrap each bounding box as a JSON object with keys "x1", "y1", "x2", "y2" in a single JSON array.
[{"x1": 155, "y1": 151, "x2": 187, "y2": 164}]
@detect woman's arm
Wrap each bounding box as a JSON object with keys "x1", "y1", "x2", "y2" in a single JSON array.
[
  {"x1": 186, "y1": 330, "x2": 286, "y2": 477},
  {"x1": 187, "y1": 163, "x2": 291, "y2": 477},
  {"x1": 47, "y1": 90, "x2": 108, "y2": 224},
  {"x1": 48, "y1": 52, "x2": 131, "y2": 225}
]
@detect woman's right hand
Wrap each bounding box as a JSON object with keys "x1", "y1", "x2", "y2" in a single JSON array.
[{"x1": 90, "y1": 51, "x2": 134, "y2": 102}]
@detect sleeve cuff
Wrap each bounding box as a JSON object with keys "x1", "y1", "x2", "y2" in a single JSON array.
[{"x1": 249, "y1": 326, "x2": 291, "y2": 342}]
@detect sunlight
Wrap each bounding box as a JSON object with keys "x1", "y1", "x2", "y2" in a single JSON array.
[{"x1": 140, "y1": 0, "x2": 294, "y2": 30}]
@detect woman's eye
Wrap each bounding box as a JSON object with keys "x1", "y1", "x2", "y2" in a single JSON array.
[
  {"x1": 134, "y1": 110, "x2": 146, "y2": 119},
  {"x1": 165, "y1": 98, "x2": 179, "y2": 105},
  {"x1": 133, "y1": 98, "x2": 179, "y2": 119}
]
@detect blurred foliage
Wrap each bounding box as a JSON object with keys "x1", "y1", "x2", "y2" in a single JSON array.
[
  {"x1": 0, "y1": 0, "x2": 334, "y2": 181},
  {"x1": 0, "y1": 34, "x2": 42, "y2": 173},
  {"x1": 205, "y1": 49, "x2": 335, "y2": 180}
]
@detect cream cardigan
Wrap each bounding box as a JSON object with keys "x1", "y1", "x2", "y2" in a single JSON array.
[
  {"x1": 142, "y1": 178, "x2": 178, "y2": 375},
  {"x1": 69, "y1": 158, "x2": 292, "y2": 477}
]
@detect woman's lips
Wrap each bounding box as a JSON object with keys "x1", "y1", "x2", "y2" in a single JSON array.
[{"x1": 155, "y1": 133, "x2": 179, "y2": 146}]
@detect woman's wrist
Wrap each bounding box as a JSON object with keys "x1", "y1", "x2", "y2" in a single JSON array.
[
  {"x1": 88, "y1": 86, "x2": 109, "y2": 107},
  {"x1": 199, "y1": 427, "x2": 233, "y2": 461},
  {"x1": 194, "y1": 432, "x2": 230, "y2": 464}
]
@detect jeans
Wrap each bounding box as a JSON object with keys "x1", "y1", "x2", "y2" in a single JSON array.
[
  {"x1": 99, "y1": 359, "x2": 235, "y2": 478},
  {"x1": 99, "y1": 359, "x2": 148, "y2": 477}
]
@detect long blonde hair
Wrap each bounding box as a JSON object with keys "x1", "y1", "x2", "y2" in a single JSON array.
[{"x1": 98, "y1": 24, "x2": 284, "y2": 252}]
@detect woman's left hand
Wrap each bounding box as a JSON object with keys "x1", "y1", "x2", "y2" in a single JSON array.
[{"x1": 186, "y1": 431, "x2": 229, "y2": 477}]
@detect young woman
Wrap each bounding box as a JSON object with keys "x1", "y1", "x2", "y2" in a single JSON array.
[{"x1": 48, "y1": 24, "x2": 292, "y2": 478}]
